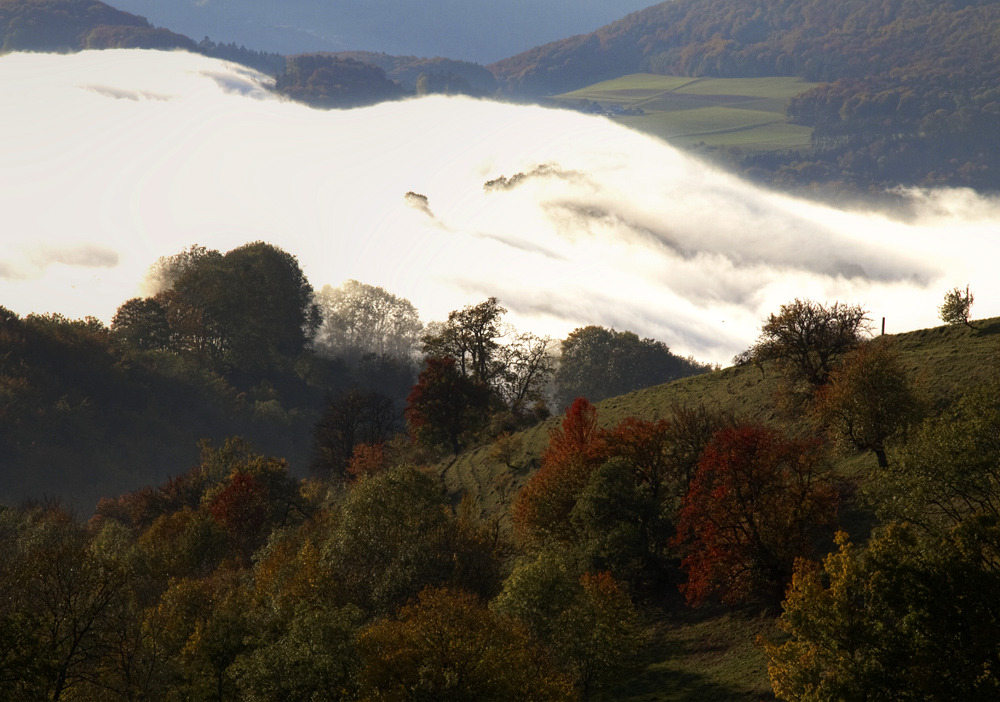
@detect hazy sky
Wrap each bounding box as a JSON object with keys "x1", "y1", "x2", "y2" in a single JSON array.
[
  {"x1": 106, "y1": 0, "x2": 657, "y2": 62},
  {"x1": 2, "y1": 50, "x2": 998, "y2": 365}
]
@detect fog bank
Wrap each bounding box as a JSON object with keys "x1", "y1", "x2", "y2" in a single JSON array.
[{"x1": 2, "y1": 50, "x2": 998, "y2": 365}]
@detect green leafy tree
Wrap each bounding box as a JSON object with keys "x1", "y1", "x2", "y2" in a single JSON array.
[
  {"x1": 939, "y1": 284, "x2": 977, "y2": 329},
  {"x1": 869, "y1": 377, "x2": 1000, "y2": 532},
  {"x1": 313, "y1": 279, "x2": 423, "y2": 361},
  {"x1": 357, "y1": 587, "x2": 575, "y2": 702},
  {"x1": 321, "y1": 465, "x2": 452, "y2": 616},
  {"x1": 110, "y1": 297, "x2": 173, "y2": 352},
  {"x1": 554, "y1": 326, "x2": 709, "y2": 409},
  {"x1": 569, "y1": 457, "x2": 666, "y2": 588},
  {"x1": 422, "y1": 298, "x2": 553, "y2": 416},
  {"x1": 763, "y1": 523, "x2": 1000, "y2": 701},
  {"x1": 171, "y1": 241, "x2": 321, "y2": 375},
  {"x1": 312, "y1": 387, "x2": 398, "y2": 479},
  {"x1": 232, "y1": 603, "x2": 361, "y2": 702},
  {"x1": 0, "y1": 510, "x2": 135, "y2": 701},
  {"x1": 493, "y1": 553, "x2": 645, "y2": 700}
]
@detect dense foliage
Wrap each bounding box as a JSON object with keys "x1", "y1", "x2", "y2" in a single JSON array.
[
  {"x1": 554, "y1": 325, "x2": 712, "y2": 411},
  {"x1": 275, "y1": 55, "x2": 405, "y2": 108},
  {"x1": 319, "y1": 51, "x2": 499, "y2": 95},
  {"x1": 4, "y1": 232, "x2": 997, "y2": 702}
]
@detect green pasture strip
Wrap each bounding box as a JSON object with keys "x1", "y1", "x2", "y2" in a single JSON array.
[
  {"x1": 557, "y1": 73, "x2": 699, "y2": 100},
  {"x1": 554, "y1": 74, "x2": 822, "y2": 152},
  {"x1": 673, "y1": 76, "x2": 819, "y2": 99},
  {"x1": 615, "y1": 106, "x2": 783, "y2": 138},
  {"x1": 663, "y1": 121, "x2": 815, "y2": 149}
]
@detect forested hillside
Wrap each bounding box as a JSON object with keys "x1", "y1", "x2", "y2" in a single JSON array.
[
  {"x1": 2, "y1": 281, "x2": 999, "y2": 700},
  {"x1": 316, "y1": 52, "x2": 498, "y2": 95},
  {"x1": 491, "y1": 0, "x2": 1000, "y2": 191}
]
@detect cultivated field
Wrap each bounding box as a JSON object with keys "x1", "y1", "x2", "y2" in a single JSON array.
[{"x1": 553, "y1": 74, "x2": 819, "y2": 151}]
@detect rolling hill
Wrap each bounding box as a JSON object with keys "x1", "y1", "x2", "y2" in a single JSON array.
[{"x1": 436, "y1": 315, "x2": 1000, "y2": 701}]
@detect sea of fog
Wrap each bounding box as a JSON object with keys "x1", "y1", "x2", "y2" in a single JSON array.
[{"x1": 2, "y1": 50, "x2": 998, "y2": 366}]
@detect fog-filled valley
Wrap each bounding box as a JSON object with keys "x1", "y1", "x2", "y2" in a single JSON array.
[
  {"x1": 3, "y1": 49, "x2": 999, "y2": 366},
  {"x1": 5, "y1": 6, "x2": 1000, "y2": 696}
]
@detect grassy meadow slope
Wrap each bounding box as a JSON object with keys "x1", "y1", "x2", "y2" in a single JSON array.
[
  {"x1": 553, "y1": 75, "x2": 818, "y2": 151},
  {"x1": 442, "y1": 317, "x2": 1000, "y2": 525},
  {"x1": 438, "y1": 315, "x2": 1000, "y2": 701}
]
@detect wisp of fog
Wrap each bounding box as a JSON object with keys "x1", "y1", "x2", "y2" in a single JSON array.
[{"x1": 2, "y1": 50, "x2": 998, "y2": 364}]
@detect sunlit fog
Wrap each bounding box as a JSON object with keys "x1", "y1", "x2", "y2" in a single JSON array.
[{"x1": 2, "y1": 50, "x2": 998, "y2": 365}]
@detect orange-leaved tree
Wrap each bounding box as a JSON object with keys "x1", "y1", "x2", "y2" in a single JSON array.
[
  {"x1": 513, "y1": 398, "x2": 610, "y2": 546},
  {"x1": 674, "y1": 424, "x2": 838, "y2": 606}
]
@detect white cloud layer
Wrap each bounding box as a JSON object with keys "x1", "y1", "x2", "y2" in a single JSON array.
[{"x1": 2, "y1": 49, "x2": 998, "y2": 364}]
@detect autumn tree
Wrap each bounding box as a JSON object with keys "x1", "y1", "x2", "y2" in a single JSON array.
[
  {"x1": 405, "y1": 356, "x2": 491, "y2": 455},
  {"x1": 357, "y1": 587, "x2": 575, "y2": 702},
  {"x1": 513, "y1": 398, "x2": 610, "y2": 546},
  {"x1": 939, "y1": 284, "x2": 977, "y2": 329},
  {"x1": 816, "y1": 338, "x2": 925, "y2": 468},
  {"x1": 763, "y1": 523, "x2": 1000, "y2": 702},
  {"x1": 747, "y1": 299, "x2": 870, "y2": 388},
  {"x1": 208, "y1": 473, "x2": 272, "y2": 565},
  {"x1": 674, "y1": 425, "x2": 839, "y2": 606}
]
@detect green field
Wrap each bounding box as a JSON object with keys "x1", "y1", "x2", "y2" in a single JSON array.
[{"x1": 554, "y1": 74, "x2": 819, "y2": 151}]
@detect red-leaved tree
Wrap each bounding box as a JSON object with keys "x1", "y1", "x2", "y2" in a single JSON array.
[
  {"x1": 406, "y1": 356, "x2": 491, "y2": 455},
  {"x1": 208, "y1": 473, "x2": 271, "y2": 564},
  {"x1": 607, "y1": 417, "x2": 673, "y2": 502},
  {"x1": 513, "y1": 398, "x2": 610, "y2": 545},
  {"x1": 674, "y1": 425, "x2": 838, "y2": 606}
]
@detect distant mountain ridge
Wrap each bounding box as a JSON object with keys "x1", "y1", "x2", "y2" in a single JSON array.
[
  {"x1": 0, "y1": 0, "x2": 189, "y2": 53},
  {"x1": 96, "y1": 0, "x2": 657, "y2": 64},
  {"x1": 0, "y1": 0, "x2": 285, "y2": 74}
]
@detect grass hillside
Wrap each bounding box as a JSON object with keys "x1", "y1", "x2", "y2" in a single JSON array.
[
  {"x1": 439, "y1": 315, "x2": 1000, "y2": 701},
  {"x1": 553, "y1": 74, "x2": 818, "y2": 151},
  {"x1": 442, "y1": 316, "x2": 1000, "y2": 523}
]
